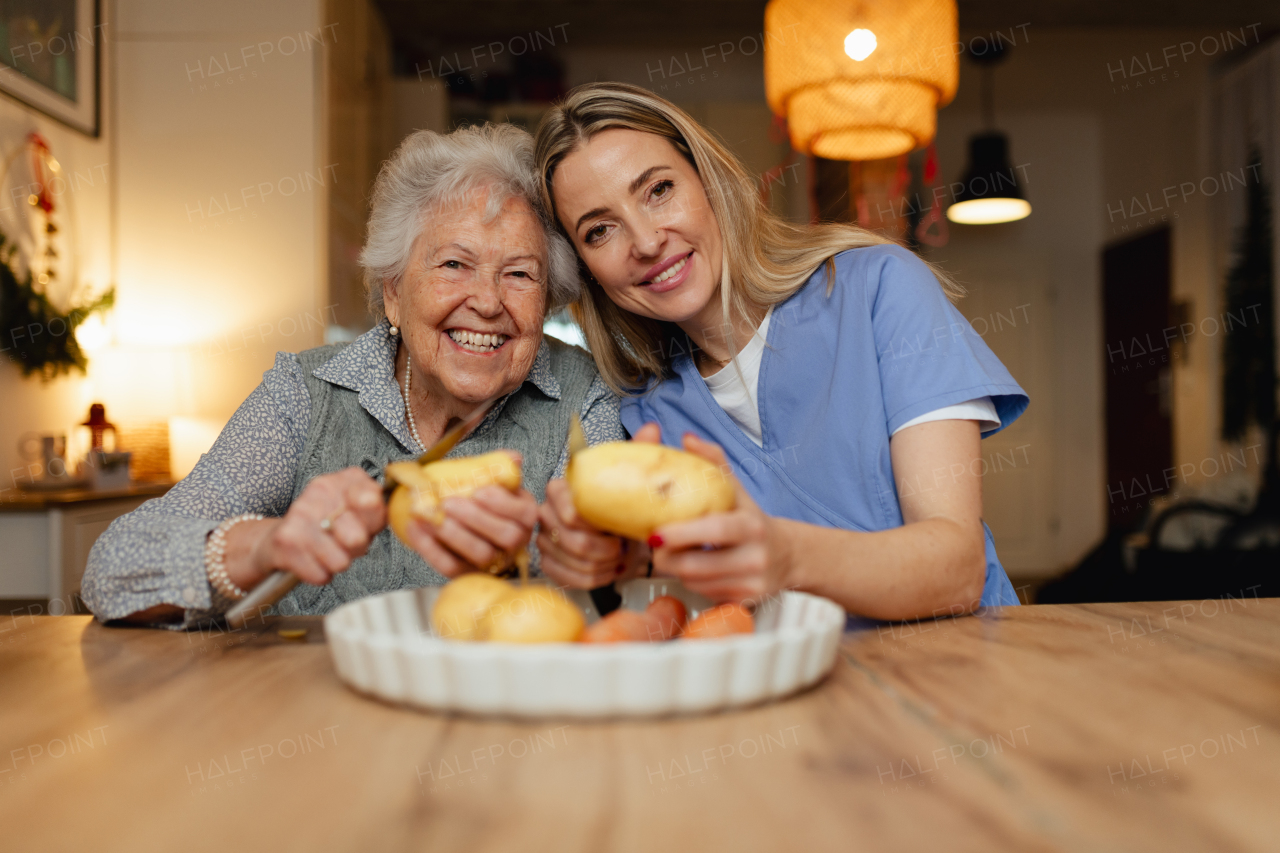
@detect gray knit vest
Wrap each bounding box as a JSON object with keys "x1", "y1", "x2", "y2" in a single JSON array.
[{"x1": 275, "y1": 338, "x2": 599, "y2": 615}]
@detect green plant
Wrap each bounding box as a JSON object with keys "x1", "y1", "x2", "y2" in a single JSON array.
[{"x1": 0, "y1": 229, "x2": 113, "y2": 381}]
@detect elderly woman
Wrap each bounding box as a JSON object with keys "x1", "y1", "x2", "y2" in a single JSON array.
[{"x1": 81, "y1": 123, "x2": 623, "y2": 627}]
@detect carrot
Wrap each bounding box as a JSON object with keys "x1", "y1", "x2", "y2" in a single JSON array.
[
  {"x1": 680, "y1": 603, "x2": 754, "y2": 640},
  {"x1": 645, "y1": 596, "x2": 688, "y2": 641},
  {"x1": 580, "y1": 609, "x2": 657, "y2": 643}
]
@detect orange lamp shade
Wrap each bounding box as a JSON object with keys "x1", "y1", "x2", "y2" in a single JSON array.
[{"x1": 765, "y1": 0, "x2": 958, "y2": 161}]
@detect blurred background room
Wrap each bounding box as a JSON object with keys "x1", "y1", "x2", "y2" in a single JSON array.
[{"x1": 1, "y1": 0, "x2": 1277, "y2": 614}]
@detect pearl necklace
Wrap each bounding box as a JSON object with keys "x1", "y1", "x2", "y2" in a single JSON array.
[{"x1": 403, "y1": 353, "x2": 425, "y2": 452}]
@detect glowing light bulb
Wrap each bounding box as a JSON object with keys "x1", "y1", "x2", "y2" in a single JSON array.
[
  {"x1": 946, "y1": 198, "x2": 1032, "y2": 225},
  {"x1": 76, "y1": 313, "x2": 112, "y2": 352},
  {"x1": 844, "y1": 29, "x2": 877, "y2": 61}
]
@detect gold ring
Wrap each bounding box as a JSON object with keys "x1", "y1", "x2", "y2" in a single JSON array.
[
  {"x1": 319, "y1": 508, "x2": 342, "y2": 533},
  {"x1": 549, "y1": 527, "x2": 560, "y2": 544}
]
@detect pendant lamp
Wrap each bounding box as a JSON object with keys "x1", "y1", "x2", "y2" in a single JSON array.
[
  {"x1": 946, "y1": 43, "x2": 1031, "y2": 224},
  {"x1": 764, "y1": 0, "x2": 958, "y2": 161}
]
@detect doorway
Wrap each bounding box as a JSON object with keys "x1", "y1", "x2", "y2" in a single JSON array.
[{"x1": 1102, "y1": 226, "x2": 1173, "y2": 532}]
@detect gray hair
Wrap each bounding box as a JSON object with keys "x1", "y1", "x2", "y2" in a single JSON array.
[{"x1": 360, "y1": 123, "x2": 579, "y2": 317}]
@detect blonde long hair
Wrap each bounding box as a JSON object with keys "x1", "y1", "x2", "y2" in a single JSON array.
[{"x1": 534, "y1": 82, "x2": 963, "y2": 394}]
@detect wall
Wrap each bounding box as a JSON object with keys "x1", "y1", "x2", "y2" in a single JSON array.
[
  {"x1": 0, "y1": 17, "x2": 113, "y2": 496},
  {"x1": 928, "y1": 110, "x2": 1103, "y2": 574},
  {"x1": 110, "y1": 0, "x2": 329, "y2": 435},
  {"x1": 0, "y1": 0, "x2": 342, "y2": 489},
  {"x1": 326, "y1": 0, "x2": 394, "y2": 333},
  {"x1": 930, "y1": 28, "x2": 1254, "y2": 575}
]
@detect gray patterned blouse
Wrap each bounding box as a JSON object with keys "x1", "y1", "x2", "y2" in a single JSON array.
[{"x1": 80, "y1": 322, "x2": 623, "y2": 629}]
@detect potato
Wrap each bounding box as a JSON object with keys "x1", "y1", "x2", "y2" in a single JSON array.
[
  {"x1": 385, "y1": 477, "x2": 426, "y2": 546},
  {"x1": 480, "y1": 587, "x2": 584, "y2": 643},
  {"x1": 430, "y1": 573, "x2": 513, "y2": 641},
  {"x1": 420, "y1": 452, "x2": 521, "y2": 498},
  {"x1": 566, "y1": 442, "x2": 735, "y2": 540},
  {"x1": 681, "y1": 603, "x2": 755, "y2": 640},
  {"x1": 387, "y1": 451, "x2": 522, "y2": 548}
]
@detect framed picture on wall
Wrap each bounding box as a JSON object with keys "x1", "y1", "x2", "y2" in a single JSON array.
[{"x1": 0, "y1": 0, "x2": 100, "y2": 136}]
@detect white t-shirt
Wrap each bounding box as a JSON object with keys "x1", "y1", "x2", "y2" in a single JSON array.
[{"x1": 703, "y1": 307, "x2": 1000, "y2": 447}]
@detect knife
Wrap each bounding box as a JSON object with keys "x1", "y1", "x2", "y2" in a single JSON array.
[
  {"x1": 567, "y1": 413, "x2": 588, "y2": 457},
  {"x1": 225, "y1": 401, "x2": 494, "y2": 629},
  {"x1": 381, "y1": 400, "x2": 495, "y2": 495}
]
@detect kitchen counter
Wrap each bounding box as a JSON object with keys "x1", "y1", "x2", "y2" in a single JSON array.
[
  {"x1": 1, "y1": 598, "x2": 1277, "y2": 851},
  {"x1": 0, "y1": 482, "x2": 175, "y2": 602},
  {"x1": 0, "y1": 481, "x2": 174, "y2": 512}
]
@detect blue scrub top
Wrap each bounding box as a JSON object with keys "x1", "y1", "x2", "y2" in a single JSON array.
[{"x1": 619, "y1": 244, "x2": 1030, "y2": 608}]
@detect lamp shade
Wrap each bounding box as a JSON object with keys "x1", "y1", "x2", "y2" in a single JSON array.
[
  {"x1": 765, "y1": 0, "x2": 958, "y2": 161},
  {"x1": 946, "y1": 132, "x2": 1031, "y2": 224}
]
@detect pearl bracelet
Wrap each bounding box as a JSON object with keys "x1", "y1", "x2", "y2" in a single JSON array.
[{"x1": 204, "y1": 513, "x2": 266, "y2": 602}]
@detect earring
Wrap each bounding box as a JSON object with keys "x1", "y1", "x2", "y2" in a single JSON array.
[{"x1": 388, "y1": 322, "x2": 399, "y2": 336}]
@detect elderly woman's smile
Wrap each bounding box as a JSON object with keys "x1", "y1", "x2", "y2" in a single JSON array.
[
  {"x1": 388, "y1": 192, "x2": 548, "y2": 409},
  {"x1": 446, "y1": 329, "x2": 508, "y2": 353}
]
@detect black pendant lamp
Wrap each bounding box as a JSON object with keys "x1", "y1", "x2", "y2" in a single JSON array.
[{"x1": 947, "y1": 43, "x2": 1030, "y2": 225}]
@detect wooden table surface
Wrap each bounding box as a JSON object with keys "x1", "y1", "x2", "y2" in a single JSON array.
[{"x1": 2, "y1": 599, "x2": 1278, "y2": 852}]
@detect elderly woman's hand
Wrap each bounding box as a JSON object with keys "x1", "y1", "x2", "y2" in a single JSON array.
[
  {"x1": 402, "y1": 457, "x2": 540, "y2": 577},
  {"x1": 223, "y1": 467, "x2": 388, "y2": 592},
  {"x1": 536, "y1": 479, "x2": 646, "y2": 588}
]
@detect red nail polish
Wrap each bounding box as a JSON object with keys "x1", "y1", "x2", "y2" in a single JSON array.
[{"x1": 647, "y1": 533, "x2": 664, "y2": 548}]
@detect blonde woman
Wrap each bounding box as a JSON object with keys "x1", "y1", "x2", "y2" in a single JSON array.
[{"x1": 531, "y1": 83, "x2": 1028, "y2": 622}]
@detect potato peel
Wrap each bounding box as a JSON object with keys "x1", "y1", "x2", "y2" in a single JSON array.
[{"x1": 387, "y1": 451, "x2": 522, "y2": 573}]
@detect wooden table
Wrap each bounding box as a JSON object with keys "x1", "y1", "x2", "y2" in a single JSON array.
[{"x1": 2, "y1": 600, "x2": 1278, "y2": 852}]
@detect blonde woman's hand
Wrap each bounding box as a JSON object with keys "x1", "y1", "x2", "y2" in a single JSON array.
[{"x1": 646, "y1": 431, "x2": 790, "y2": 605}]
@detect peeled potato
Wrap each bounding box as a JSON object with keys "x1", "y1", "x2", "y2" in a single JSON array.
[
  {"x1": 481, "y1": 587, "x2": 584, "y2": 643},
  {"x1": 430, "y1": 573, "x2": 512, "y2": 641},
  {"x1": 421, "y1": 453, "x2": 521, "y2": 498},
  {"x1": 566, "y1": 442, "x2": 735, "y2": 540},
  {"x1": 385, "y1": 472, "x2": 427, "y2": 545},
  {"x1": 387, "y1": 451, "x2": 522, "y2": 547}
]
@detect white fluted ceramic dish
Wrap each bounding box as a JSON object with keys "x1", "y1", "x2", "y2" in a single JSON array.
[{"x1": 324, "y1": 578, "x2": 844, "y2": 719}]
